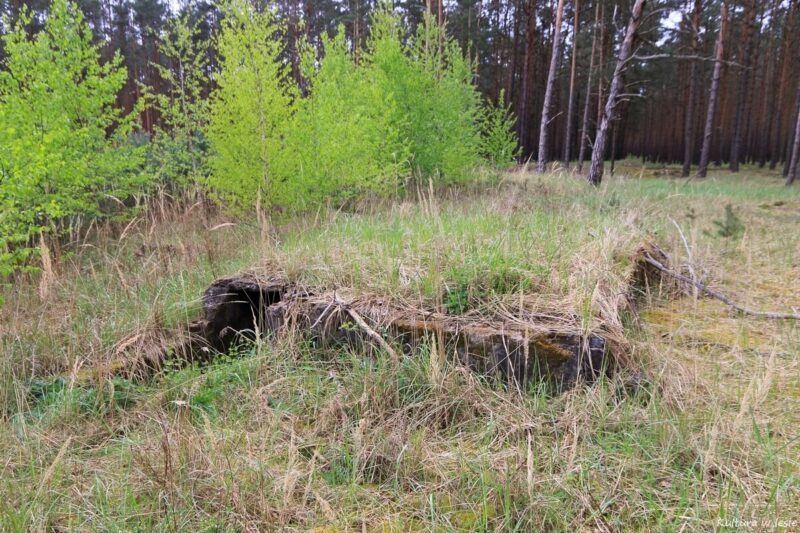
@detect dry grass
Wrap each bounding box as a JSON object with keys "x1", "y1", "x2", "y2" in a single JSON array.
[{"x1": 1, "y1": 167, "x2": 799, "y2": 531}]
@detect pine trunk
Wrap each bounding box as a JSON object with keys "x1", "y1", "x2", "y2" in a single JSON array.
[
  {"x1": 758, "y1": 0, "x2": 781, "y2": 167},
  {"x1": 563, "y1": 0, "x2": 580, "y2": 168},
  {"x1": 681, "y1": 0, "x2": 702, "y2": 177},
  {"x1": 787, "y1": 81, "x2": 800, "y2": 184},
  {"x1": 698, "y1": 3, "x2": 729, "y2": 178},
  {"x1": 785, "y1": 83, "x2": 800, "y2": 181},
  {"x1": 577, "y1": 2, "x2": 600, "y2": 174},
  {"x1": 729, "y1": 0, "x2": 757, "y2": 172},
  {"x1": 587, "y1": 0, "x2": 647, "y2": 186},
  {"x1": 517, "y1": 0, "x2": 537, "y2": 155},
  {"x1": 537, "y1": 0, "x2": 567, "y2": 172}
]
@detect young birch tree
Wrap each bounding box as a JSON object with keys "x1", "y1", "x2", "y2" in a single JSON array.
[
  {"x1": 0, "y1": 0, "x2": 141, "y2": 276},
  {"x1": 150, "y1": 14, "x2": 211, "y2": 191}
]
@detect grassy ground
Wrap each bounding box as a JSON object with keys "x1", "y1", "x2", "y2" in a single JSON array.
[{"x1": 1, "y1": 167, "x2": 799, "y2": 531}]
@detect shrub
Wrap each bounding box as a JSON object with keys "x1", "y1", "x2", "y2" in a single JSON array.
[
  {"x1": 365, "y1": 7, "x2": 485, "y2": 183},
  {"x1": 480, "y1": 91, "x2": 520, "y2": 166},
  {"x1": 0, "y1": 0, "x2": 144, "y2": 277},
  {"x1": 203, "y1": 2, "x2": 518, "y2": 213}
]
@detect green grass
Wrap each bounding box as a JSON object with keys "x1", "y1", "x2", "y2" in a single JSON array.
[{"x1": 1, "y1": 167, "x2": 799, "y2": 530}]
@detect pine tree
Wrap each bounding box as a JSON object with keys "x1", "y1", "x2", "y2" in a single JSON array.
[
  {"x1": 536, "y1": 0, "x2": 565, "y2": 172},
  {"x1": 587, "y1": 0, "x2": 647, "y2": 186},
  {"x1": 698, "y1": 2, "x2": 729, "y2": 178}
]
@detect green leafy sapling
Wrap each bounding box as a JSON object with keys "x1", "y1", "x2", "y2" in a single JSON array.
[
  {"x1": 205, "y1": 0, "x2": 296, "y2": 212},
  {"x1": 0, "y1": 0, "x2": 144, "y2": 277},
  {"x1": 149, "y1": 13, "x2": 211, "y2": 191}
]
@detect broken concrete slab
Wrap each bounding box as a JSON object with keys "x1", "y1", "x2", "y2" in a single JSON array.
[
  {"x1": 157, "y1": 272, "x2": 608, "y2": 388},
  {"x1": 110, "y1": 241, "x2": 669, "y2": 387}
]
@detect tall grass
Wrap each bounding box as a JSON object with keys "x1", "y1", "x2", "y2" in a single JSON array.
[{"x1": 1, "y1": 168, "x2": 799, "y2": 530}]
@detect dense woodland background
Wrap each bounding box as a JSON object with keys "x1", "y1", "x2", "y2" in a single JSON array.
[{"x1": 2, "y1": 0, "x2": 798, "y2": 171}]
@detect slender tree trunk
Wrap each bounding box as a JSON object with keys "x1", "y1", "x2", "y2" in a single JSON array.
[
  {"x1": 587, "y1": 0, "x2": 647, "y2": 186},
  {"x1": 786, "y1": 85, "x2": 800, "y2": 185},
  {"x1": 438, "y1": 0, "x2": 444, "y2": 57},
  {"x1": 758, "y1": 0, "x2": 781, "y2": 167},
  {"x1": 353, "y1": 0, "x2": 360, "y2": 63},
  {"x1": 729, "y1": 0, "x2": 757, "y2": 172},
  {"x1": 577, "y1": 2, "x2": 600, "y2": 174},
  {"x1": 785, "y1": 83, "x2": 800, "y2": 179},
  {"x1": 537, "y1": 0, "x2": 566, "y2": 172},
  {"x1": 563, "y1": 0, "x2": 580, "y2": 168},
  {"x1": 517, "y1": 0, "x2": 536, "y2": 155},
  {"x1": 596, "y1": 3, "x2": 605, "y2": 133},
  {"x1": 698, "y1": 3, "x2": 729, "y2": 178},
  {"x1": 507, "y1": 0, "x2": 523, "y2": 100},
  {"x1": 681, "y1": 0, "x2": 702, "y2": 177},
  {"x1": 770, "y1": 1, "x2": 797, "y2": 169}
]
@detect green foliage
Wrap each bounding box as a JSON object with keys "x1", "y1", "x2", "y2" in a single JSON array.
[
  {"x1": 149, "y1": 13, "x2": 211, "y2": 191},
  {"x1": 443, "y1": 264, "x2": 533, "y2": 314},
  {"x1": 479, "y1": 91, "x2": 520, "y2": 166},
  {"x1": 204, "y1": 1, "x2": 518, "y2": 212},
  {"x1": 162, "y1": 348, "x2": 258, "y2": 420},
  {"x1": 366, "y1": 7, "x2": 484, "y2": 182},
  {"x1": 27, "y1": 376, "x2": 142, "y2": 417},
  {"x1": 205, "y1": 0, "x2": 296, "y2": 212},
  {"x1": 284, "y1": 28, "x2": 410, "y2": 208},
  {"x1": 0, "y1": 0, "x2": 144, "y2": 276}
]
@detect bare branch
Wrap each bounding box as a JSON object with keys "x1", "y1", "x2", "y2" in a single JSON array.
[
  {"x1": 632, "y1": 53, "x2": 746, "y2": 68},
  {"x1": 644, "y1": 254, "x2": 800, "y2": 320}
]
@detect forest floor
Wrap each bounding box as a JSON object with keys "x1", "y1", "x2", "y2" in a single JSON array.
[{"x1": 1, "y1": 166, "x2": 799, "y2": 531}]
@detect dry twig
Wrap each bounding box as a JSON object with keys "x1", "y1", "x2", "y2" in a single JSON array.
[
  {"x1": 644, "y1": 253, "x2": 800, "y2": 320},
  {"x1": 344, "y1": 306, "x2": 400, "y2": 368}
]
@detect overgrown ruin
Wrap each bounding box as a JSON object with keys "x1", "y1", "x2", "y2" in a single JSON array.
[{"x1": 113, "y1": 243, "x2": 669, "y2": 389}]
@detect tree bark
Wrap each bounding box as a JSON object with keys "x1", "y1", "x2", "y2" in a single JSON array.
[
  {"x1": 729, "y1": 0, "x2": 757, "y2": 172},
  {"x1": 757, "y1": 0, "x2": 781, "y2": 167},
  {"x1": 577, "y1": 1, "x2": 600, "y2": 174},
  {"x1": 786, "y1": 82, "x2": 800, "y2": 185},
  {"x1": 517, "y1": 0, "x2": 536, "y2": 155},
  {"x1": 596, "y1": 3, "x2": 605, "y2": 135},
  {"x1": 681, "y1": 0, "x2": 702, "y2": 177},
  {"x1": 770, "y1": 1, "x2": 797, "y2": 169},
  {"x1": 563, "y1": 0, "x2": 580, "y2": 168},
  {"x1": 698, "y1": 2, "x2": 729, "y2": 178},
  {"x1": 587, "y1": 0, "x2": 647, "y2": 186},
  {"x1": 537, "y1": 0, "x2": 566, "y2": 172}
]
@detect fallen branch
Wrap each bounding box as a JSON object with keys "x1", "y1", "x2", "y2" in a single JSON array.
[
  {"x1": 344, "y1": 306, "x2": 400, "y2": 368},
  {"x1": 644, "y1": 254, "x2": 800, "y2": 320}
]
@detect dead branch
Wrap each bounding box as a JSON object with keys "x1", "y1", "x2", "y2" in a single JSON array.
[
  {"x1": 631, "y1": 53, "x2": 745, "y2": 68},
  {"x1": 344, "y1": 306, "x2": 400, "y2": 367},
  {"x1": 643, "y1": 254, "x2": 800, "y2": 320}
]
